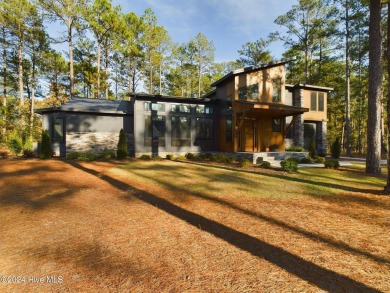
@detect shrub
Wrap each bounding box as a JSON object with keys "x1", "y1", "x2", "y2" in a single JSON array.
[
  {"x1": 116, "y1": 129, "x2": 128, "y2": 160},
  {"x1": 166, "y1": 154, "x2": 174, "y2": 160},
  {"x1": 185, "y1": 153, "x2": 195, "y2": 160},
  {"x1": 286, "y1": 146, "x2": 306, "y2": 152},
  {"x1": 7, "y1": 133, "x2": 23, "y2": 156},
  {"x1": 300, "y1": 157, "x2": 313, "y2": 164},
  {"x1": 280, "y1": 158, "x2": 298, "y2": 173},
  {"x1": 0, "y1": 149, "x2": 10, "y2": 159},
  {"x1": 40, "y1": 130, "x2": 52, "y2": 159},
  {"x1": 213, "y1": 153, "x2": 227, "y2": 163},
  {"x1": 224, "y1": 156, "x2": 234, "y2": 164},
  {"x1": 98, "y1": 149, "x2": 116, "y2": 159},
  {"x1": 176, "y1": 155, "x2": 186, "y2": 161},
  {"x1": 205, "y1": 153, "x2": 214, "y2": 160},
  {"x1": 77, "y1": 152, "x2": 96, "y2": 162},
  {"x1": 66, "y1": 152, "x2": 80, "y2": 160},
  {"x1": 313, "y1": 155, "x2": 325, "y2": 164},
  {"x1": 140, "y1": 154, "x2": 151, "y2": 160},
  {"x1": 23, "y1": 149, "x2": 35, "y2": 158},
  {"x1": 309, "y1": 138, "x2": 317, "y2": 158},
  {"x1": 153, "y1": 155, "x2": 163, "y2": 161},
  {"x1": 331, "y1": 137, "x2": 341, "y2": 159},
  {"x1": 259, "y1": 161, "x2": 271, "y2": 169},
  {"x1": 239, "y1": 159, "x2": 252, "y2": 168},
  {"x1": 324, "y1": 159, "x2": 340, "y2": 169}
]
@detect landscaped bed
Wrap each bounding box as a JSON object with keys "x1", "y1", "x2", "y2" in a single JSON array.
[{"x1": 0, "y1": 158, "x2": 389, "y2": 292}]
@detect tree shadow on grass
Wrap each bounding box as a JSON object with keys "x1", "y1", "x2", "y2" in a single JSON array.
[
  {"x1": 66, "y1": 160, "x2": 382, "y2": 292},
  {"x1": 182, "y1": 161, "x2": 389, "y2": 209},
  {"x1": 125, "y1": 163, "x2": 390, "y2": 267},
  {"x1": 0, "y1": 161, "x2": 79, "y2": 210}
]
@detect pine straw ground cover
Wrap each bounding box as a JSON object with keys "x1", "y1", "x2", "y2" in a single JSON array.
[{"x1": 0, "y1": 158, "x2": 389, "y2": 292}]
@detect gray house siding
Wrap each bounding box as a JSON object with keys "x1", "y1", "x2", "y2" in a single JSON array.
[
  {"x1": 134, "y1": 99, "x2": 216, "y2": 157},
  {"x1": 65, "y1": 113, "x2": 133, "y2": 155}
]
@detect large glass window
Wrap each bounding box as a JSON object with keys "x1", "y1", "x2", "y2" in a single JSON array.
[
  {"x1": 53, "y1": 117, "x2": 64, "y2": 142},
  {"x1": 310, "y1": 91, "x2": 325, "y2": 112},
  {"x1": 171, "y1": 116, "x2": 191, "y2": 147},
  {"x1": 196, "y1": 105, "x2": 213, "y2": 114},
  {"x1": 238, "y1": 84, "x2": 259, "y2": 100},
  {"x1": 144, "y1": 115, "x2": 166, "y2": 147},
  {"x1": 226, "y1": 115, "x2": 232, "y2": 142},
  {"x1": 272, "y1": 78, "x2": 282, "y2": 102},
  {"x1": 144, "y1": 102, "x2": 165, "y2": 112},
  {"x1": 194, "y1": 117, "x2": 214, "y2": 147},
  {"x1": 172, "y1": 104, "x2": 191, "y2": 113}
]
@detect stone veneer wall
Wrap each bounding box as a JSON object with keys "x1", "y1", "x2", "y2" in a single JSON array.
[
  {"x1": 293, "y1": 89, "x2": 304, "y2": 147},
  {"x1": 66, "y1": 132, "x2": 120, "y2": 154}
]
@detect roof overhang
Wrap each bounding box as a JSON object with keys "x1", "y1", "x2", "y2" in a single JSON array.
[{"x1": 235, "y1": 100, "x2": 309, "y2": 118}]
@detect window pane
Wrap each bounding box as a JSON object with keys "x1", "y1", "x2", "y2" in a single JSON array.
[
  {"x1": 226, "y1": 115, "x2": 232, "y2": 142},
  {"x1": 53, "y1": 118, "x2": 64, "y2": 142},
  {"x1": 272, "y1": 78, "x2": 281, "y2": 102},
  {"x1": 196, "y1": 118, "x2": 213, "y2": 139},
  {"x1": 144, "y1": 102, "x2": 165, "y2": 112},
  {"x1": 171, "y1": 116, "x2": 191, "y2": 147},
  {"x1": 172, "y1": 104, "x2": 190, "y2": 113},
  {"x1": 310, "y1": 92, "x2": 317, "y2": 111},
  {"x1": 196, "y1": 105, "x2": 213, "y2": 114},
  {"x1": 238, "y1": 84, "x2": 259, "y2": 100},
  {"x1": 318, "y1": 92, "x2": 324, "y2": 111},
  {"x1": 144, "y1": 115, "x2": 166, "y2": 147},
  {"x1": 272, "y1": 118, "x2": 282, "y2": 132}
]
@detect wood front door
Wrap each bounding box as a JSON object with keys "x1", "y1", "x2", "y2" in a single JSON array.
[{"x1": 242, "y1": 119, "x2": 258, "y2": 152}]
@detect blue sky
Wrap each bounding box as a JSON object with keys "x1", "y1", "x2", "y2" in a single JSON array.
[{"x1": 113, "y1": 0, "x2": 298, "y2": 63}]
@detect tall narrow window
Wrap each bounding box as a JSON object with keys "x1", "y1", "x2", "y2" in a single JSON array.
[
  {"x1": 53, "y1": 117, "x2": 64, "y2": 142},
  {"x1": 144, "y1": 115, "x2": 166, "y2": 147},
  {"x1": 272, "y1": 78, "x2": 282, "y2": 102},
  {"x1": 310, "y1": 92, "x2": 317, "y2": 111},
  {"x1": 318, "y1": 92, "x2": 325, "y2": 111},
  {"x1": 226, "y1": 115, "x2": 232, "y2": 142},
  {"x1": 171, "y1": 116, "x2": 191, "y2": 147}
]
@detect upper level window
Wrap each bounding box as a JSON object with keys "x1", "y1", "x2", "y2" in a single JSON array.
[
  {"x1": 272, "y1": 78, "x2": 282, "y2": 102},
  {"x1": 238, "y1": 84, "x2": 259, "y2": 100},
  {"x1": 144, "y1": 102, "x2": 165, "y2": 112},
  {"x1": 310, "y1": 92, "x2": 325, "y2": 112},
  {"x1": 52, "y1": 117, "x2": 64, "y2": 142},
  {"x1": 196, "y1": 105, "x2": 213, "y2": 114},
  {"x1": 172, "y1": 104, "x2": 191, "y2": 113}
]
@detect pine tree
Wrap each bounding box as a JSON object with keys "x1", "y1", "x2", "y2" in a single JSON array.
[
  {"x1": 116, "y1": 128, "x2": 127, "y2": 160},
  {"x1": 40, "y1": 130, "x2": 52, "y2": 159}
]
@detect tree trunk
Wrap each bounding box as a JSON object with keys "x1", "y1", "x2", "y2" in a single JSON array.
[
  {"x1": 2, "y1": 27, "x2": 7, "y2": 138},
  {"x1": 30, "y1": 63, "x2": 35, "y2": 141},
  {"x1": 385, "y1": 2, "x2": 390, "y2": 193},
  {"x1": 18, "y1": 32, "x2": 24, "y2": 106},
  {"x1": 68, "y1": 17, "x2": 74, "y2": 98},
  {"x1": 366, "y1": 0, "x2": 382, "y2": 174},
  {"x1": 97, "y1": 40, "x2": 101, "y2": 99},
  {"x1": 345, "y1": 0, "x2": 351, "y2": 156},
  {"x1": 105, "y1": 46, "x2": 109, "y2": 99}
]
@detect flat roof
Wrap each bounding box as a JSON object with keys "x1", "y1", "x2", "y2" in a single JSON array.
[{"x1": 285, "y1": 84, "x2": 334, "y2": 92}]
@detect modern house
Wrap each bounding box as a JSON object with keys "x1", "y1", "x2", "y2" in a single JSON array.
[{"x1": 36, "y1": 59, "x2": 332, "y2": 159}]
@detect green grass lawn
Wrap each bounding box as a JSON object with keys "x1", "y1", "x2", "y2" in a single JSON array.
[{"x1": 112, "y1": 160, "x2": 385, "y2": 199}]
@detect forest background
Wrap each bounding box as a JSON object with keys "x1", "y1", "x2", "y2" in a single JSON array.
[{"x1": 0, "y1": 0, "x2": 385, "y2": 163}]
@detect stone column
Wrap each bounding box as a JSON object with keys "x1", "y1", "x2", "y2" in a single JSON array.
[
  {"x1": 316, "y1": 121, "x2": 327, "y2": 156},
  {"x1": 293, "y1": 89, "x2": 304, "y2": 147}
]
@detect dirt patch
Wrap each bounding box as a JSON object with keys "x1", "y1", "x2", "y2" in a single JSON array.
[{"x1": 0, "y1": 158, "x2": 389, "y2": 292}]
